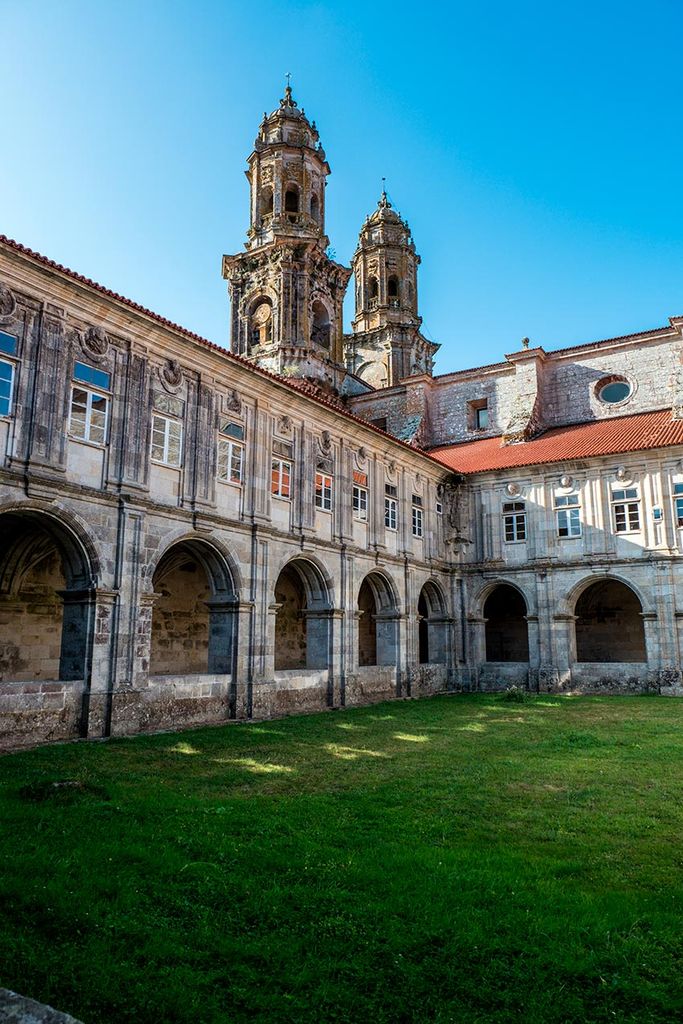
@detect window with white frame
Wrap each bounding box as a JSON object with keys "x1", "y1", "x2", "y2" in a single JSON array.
[
  {"x1": 555, "y1": 493, "x2": 581, "y2": 538},
  {"x1": 612, "y1": 487, "x2": 640, "y2": 533},
  {"x1": 385, "y1": 484, "x2": 398, "y2": 531},
  {"x1": 412, "y1": 495, "x2": 424, "y2": 537},
  {"x1": 315, "y1": 464, "x2": 333, "y2": 511},
  {"x1": 217, "y1": 420, "x2": 244, "y2": 484},
  {"x1": 69, "y1": 361, "x2": 111, "y2": 445},
  {"x1": 502, "y1": 500, "x2": 527, "y2": 542},
  {"x1": 352, "y1": 471, "x2": 368, "y2": 521},
  {"x1": 674, "y1": 483, "x2": 683, "y2": 527},
  {"x1": 0, "y1": 332, "x2": 17, "y2": 417},
  {"x1": 272, "y1": 437, "x2": 293, "y2": 498},
  {"x1": 151, "y1": 392, "x2": 184, "y2": 466}
]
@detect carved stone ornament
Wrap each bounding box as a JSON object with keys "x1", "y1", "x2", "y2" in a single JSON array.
[
  {"x1": 277, "y1": 414, "x2": 292, "y2": 434},
  {"x1": 615, "y1": 465, "x2": 629, "y2": 482},
  {"x1": 0, "y1": 282, "x2": 16, "y2": 320},
  {"x1": 224, "y1": 388, "x2": 242, "y2": 414},
  {"x1": 387, "y1": 460, "x2": 397, "y2": 477},
  {"x1": 161, "y1": 358, "x2": 183, "y2": 390},
  {"x1": 83, "y1": 325, "x2": 109, "y2": 357},
  {"x1": 505, "y1": 482, "x2": 522, "y2": 497},
  {"x1": 559, "y1": 474, "x2": 573, "y2": 489},
  {"x1": 356, "y1": 447, "x2": 367, "y2": 464},
  {"x1": 318, "y1": 430, "x2": 332, "y2": 456}
]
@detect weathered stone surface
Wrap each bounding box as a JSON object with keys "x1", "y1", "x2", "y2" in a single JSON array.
[{"x1": 0, "y1": 989, "x2": 84, "y2": 1024}]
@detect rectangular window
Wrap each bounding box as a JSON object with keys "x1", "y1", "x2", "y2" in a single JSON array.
[
  {"x1": 612, "y1": 487, "x2": 640, "y2": 533},
  {"x1": 0, "y1": 359, "x2": 14, "y2": 417},
  {"x1": 353, "y1": 485, "x2": 368, "y2": 520},
  {"x1": 371, "y1": 417, "x2": 388, "y2": 432},
  {"x1": 673, "y1": 483, "x2": 683, "y2": 527},
  {"x1": 436, "y1": 501, "x2": 443, "y2": 516},
  {"x1": 412, "y1": 505, "x2": 424, "y2": 537},
  {"x1": 502, "y1": 500, "x2": 526, "y2": 542},
  {"x1": 69, "y1": 361, "x2": 111, "y2": 445},
  {"x1": 272, "y1": 458, "x2": 291, "y2": 498},
  {"x1": 315, "y1": 472, "x2": 333, "y2": 511},
  {"x1": 385, "y1": 496, "x2": 398, "y2": 530},
  {"x1": 468, "y1": 398, "x2": 489, "y2": 431},
  {"x1": 555, "y1": 493, "x2": 581, "y2": 538},
  {"x1": 0, "y1": 331, "x2": 18, "y2": 357},
  {"x1": 74, "y1": 361, "x2": 111, "y2": 391},
  {"x1": 151, "y1": 413, "x2": 183, "y2": 466},
  {"x1": 217, "y1": 438, "x2": 243, "y2": 483}
]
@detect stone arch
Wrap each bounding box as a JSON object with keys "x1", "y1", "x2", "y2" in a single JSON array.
[
  {"x1": 247, "y1": 294, "x2": 273, "y2": 346},
  {"x1": 417, "y1": 579, "x2": 448, "y2": 665},
  {"x1": 573, "y1": 577, "x2": 646, "y2": 663},
  {"x1": 273, "y1": 556, "x2": 333, "y2": 671},
  {"x1": 368, "y1": 276, "x2": 379, "y2": 304},
  {"x1": 310, "y1": 191, "x2": 320, "y2": 224},
  {"x1": 259, "y1": 185, "x2": 273, "y2": 219},
  {"x1": 0, "y1": 506, "x2": 98, "y2": 683},
  {"x1": 311, "y1": 299, "x2": 331, "y2": 349},
  {"x1": 150, "y1": 537, "x2": 238, "y2": 676},
  {"x1": 483, "y1": 583, "x2": 529, "y2": 663},
  {"x1": 284, "y1": 183, "x2": 300, "y2": 214},
  {"x1": 387, "y1": 274, "x2": 399, "y2": 300},
  {"x1": 357, "y1": 570, "x2": 400, "y2": 667}
]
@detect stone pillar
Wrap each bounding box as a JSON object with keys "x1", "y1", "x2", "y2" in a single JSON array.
[
  {"x1": 525, "y1": 614, "x2": 540, "y2": 690},
  {"x1": 205, "y1": 597, "x2": 236, "y2": 675},
  {"x1": 467, "y1": 615, "x2": 487, "y2": 690},
  {"x1": 232, "y1": 599, "x2": 255, "y2": 719}
]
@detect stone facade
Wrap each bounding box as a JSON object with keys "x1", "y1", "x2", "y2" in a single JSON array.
[{"x1": 2, "y1": 86, "x2": 683, "y2": 750}]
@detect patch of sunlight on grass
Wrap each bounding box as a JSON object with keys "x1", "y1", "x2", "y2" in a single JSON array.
[
  {"x1": 168, "y1": 742, "x2": 201, "y2": 755},
  {"x1": 458, "y1": 722, "x2": 487, "y2": 733},
  {"x1": 211, "y1": 757, "x2": 295, "y2": 774},
  {"x1": 336, "y1": 722, "x2": 368, "y2": 732},
  {"x1": 246, "y1": 726, "x2": 287, "y2": 736},
  {"x1": 324, "y1": 744, "x2": 391, "y2": 761},
  {"x1": 367, "y1": 714, "x2": 396, "y2": 721},
  {"x1": 392, "y1": 733, "x2": 429, "y2": 743}
]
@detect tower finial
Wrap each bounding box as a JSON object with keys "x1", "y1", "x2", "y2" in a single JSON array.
[
  {"x1": 282, "y1": 72, "x2": 295, "y2": 108},
  {"x1": 379, "y1": 177, "x2": 391, "y2": 208}
]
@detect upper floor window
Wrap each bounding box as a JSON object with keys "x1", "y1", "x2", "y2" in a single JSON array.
[
  {"x1": 555, "y1": 493, "x2": 581, "y2": 538},
  {"x1": 284, "y1": 186, "x2": 299, "y2": 214},
  {"x1": 315, "y1": 470, "x2": 333, "y2": 511},
  {"x1": 596, "y1": 375, "x2": 632, "y2": 405},
  {"x1": 368, "y1": 276, "x2": 379, "y2": 308},
  {"x1": 272, "y1": 437, "x2": 293, "y2": 499},
  {"x1": 674, "y1": 482, "x2": 683, "y2": 527},
  {"x1": 250, "y1": 299, "x2": 273, "y2": 346},
  {"x1": 0, "y1": 331, "x2": 18, "y2": 417},
  {"x1": 612, "y1": 487, "x2": 640, "y2": 533},
  {"x1": 151, "y1": 392, "x2": 183, "y2": 467},
  {"x1": 468, "y1": 398, "x2": 489, "y2": 431},
  {"x1": 353, "y1": 471, "x2": 368, "y2": 521},
  {"x1": 385, "y1": 484, "x2": 398, "y2": 531},
  {"x1": 371, "y1": 416, "x2": 387, "y2": 432},
  {"x1": 387, "y1": 276, "x2": 399, "y2": 304},
  {"x1": 412, "y1": 495, "x2": 424, "y2": 538},
  {"x1": 502, "y1": 501, "x2": 526, "y2": 542},
  {"x1": 69, "y1": 361, "x2": 111, "y2": 445},
  {"x1": 217, "y1": 420, "x2": 244, "y2": 484}
]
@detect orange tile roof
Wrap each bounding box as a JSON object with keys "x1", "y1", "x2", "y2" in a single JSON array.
[{"x1": 429, "y1": 409, "x2": 683, "y2": 474}]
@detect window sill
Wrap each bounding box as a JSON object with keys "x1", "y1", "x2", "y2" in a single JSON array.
[
  {"x1": 68, "y1": 435, "x2": 107, "y2": 450},
  {"x1": 217, "y1": 477, "x2": 243, "y2": 487},
  {"x1": 151, "y1": 459, "x2": 182, "y2": 469}
]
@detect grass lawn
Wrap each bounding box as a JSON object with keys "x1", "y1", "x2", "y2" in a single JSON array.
[{"x1": 1, "y1": 694, "x2": 683, "y2": 1023}]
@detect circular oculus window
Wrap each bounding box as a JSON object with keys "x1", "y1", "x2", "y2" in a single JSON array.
[{"x1": 596, "y1": 377, "x2": 632, "y2": 404}]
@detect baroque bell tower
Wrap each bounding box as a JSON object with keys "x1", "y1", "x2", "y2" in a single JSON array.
[
  {"x1": 222, "y1": 85, "x2": 351, "y2": 389},
  {"x1": 344, "y1": 189, "x2": 438, "y2": 388}
]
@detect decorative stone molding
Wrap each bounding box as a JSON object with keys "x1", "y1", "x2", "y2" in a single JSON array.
[
  {"x1": 223, "y1": 388, "x2": 242, "y2": 414},
  {"x1": 505, "y1": 482, "x2": 522, "y2": 497},
  {"x1": 0, "y1": 283, "x2": 16, "y2": 320},
  {"x1": 159, "y1": 359, "x2": 183, "y2": 392},
  {"x1": 277, "y1": 414, "x2": 292, "y2": 435},
  {"x1": 318, "y1": 430, "x2": 332, "y2": 456},
  {"x1": 82, "y1": 325, "x2": 109, "y2": 358}
]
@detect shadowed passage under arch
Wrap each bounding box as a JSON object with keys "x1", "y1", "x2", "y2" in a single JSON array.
[
  {"x1": 418, "y1": 581, "x2": 448, "y2": 664},
  {"x1": 484, "y1": 584, "x2": 529, "y2": 662},
  {"x1": 274, "y1": 559, "x2": 332, "y2": 671},
  {"x1": 150, "y1": 539, "x2": 237, "y2": 675},
  {"x1": 358, "y1": 572, "x2": 399, "y2": 667},
  {"x1": 574, "y1": 579, "x2": 646, "y2": 662},
  {"x1": 0, "y1": 510, "x2": 95, "y2": 683}
]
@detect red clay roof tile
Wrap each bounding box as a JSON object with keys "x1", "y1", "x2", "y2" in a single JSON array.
[{"x1": 429, "y1": 409, "x2": 683, "y2": 474}]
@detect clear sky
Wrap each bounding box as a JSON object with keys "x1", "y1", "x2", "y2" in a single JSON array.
[{"x1": 2, "y1": 0, "x2": 682, "y2": 374}]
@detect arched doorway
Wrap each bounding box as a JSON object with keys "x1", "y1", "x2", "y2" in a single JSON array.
[
  {"x1": 274, "y1": 559, "x2": 331, "y2": 671},
  {"x1": 0, "y1": 510, "x2": 95, "y2": 685},
  {"x1": 311, "y1": 301, "x2": 331, "y2": 350},
  {"x1": 358, "y1": 572, "x2": 399, "y2": 667},
  {"x1": 418, "y1": 581, "x2": 448, "y2": 664},
  {"x1": 574, "y1": 579, "x2": 646, "y2": 662},
  {"x1": 150, "y1": 539, "x2": 237, "y2": 675},
  {"x1": 484, "y1": 584, "x2": 529, "y2": 662}
]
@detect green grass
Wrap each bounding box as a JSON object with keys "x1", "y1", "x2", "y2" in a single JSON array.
[{"x1": 2, "y1": 695, "x2": 683, "y2": 1023}]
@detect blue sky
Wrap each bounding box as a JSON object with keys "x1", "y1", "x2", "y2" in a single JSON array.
[{"x1": 2, "y1": 0, "x2": 682, "y2": 374}]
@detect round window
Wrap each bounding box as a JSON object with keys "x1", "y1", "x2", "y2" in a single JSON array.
[{"x1": 597, "y1": 378, "x2": 631, "y2": 404}]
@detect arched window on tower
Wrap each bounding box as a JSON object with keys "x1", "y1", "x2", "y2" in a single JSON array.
[
  {"x1": 368, "y1": 276, "x2": 379, "y2": 309},
  {"x1": 406, "y1": 281, "x2": 414, "y2": 308},
  {"x1": 259, "y1": 186, "x2": 273, "y2": 221},
  {"x1": 388, "y1": 275, "x2": 399, "y2": 306},
  {"x1": 311, "y1": 301, "x2": 331, "y2": 349},
  {"x1": 250, "y1": 298, "x2": 273, "y2": 347},
  {"x1": 285, "y1": 185, "x2": 300, "y2": 218},
  {"x1": 310, "y1": 192, "x2": 320, "y2": 225}
]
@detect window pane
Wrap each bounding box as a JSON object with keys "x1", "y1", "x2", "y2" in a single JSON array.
[
  {"x1": 0, "y1": 332, "x2": 17, "y2": 357},
  {"x1": 676, "y1": 497, "x2": 683, "y2": 527},
  {"x1": 74, "y1": 361, "x2": 111, "y2": 390},
  {"x1": 0, "y1": 359, "x2": 13, "y2": 382},
  {"x1": 230, "y1": 444, "x2": 243, "y2": 482}
]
